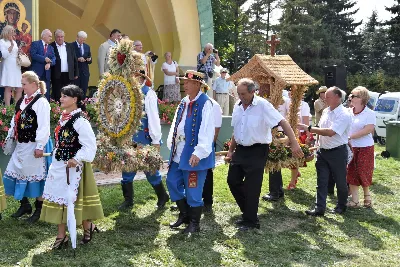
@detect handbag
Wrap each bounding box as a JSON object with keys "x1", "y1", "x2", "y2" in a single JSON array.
[
  {"x1": 17, "y1": 51, "x2": 31, "y2": 67},
  {"x1": 3, "y1": 128, "x2": 16, "y2": 155}
]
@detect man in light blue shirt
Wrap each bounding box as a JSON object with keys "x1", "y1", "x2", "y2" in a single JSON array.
[{"x1": 212, "y1": 68, "x2": 234, "y2": 115}]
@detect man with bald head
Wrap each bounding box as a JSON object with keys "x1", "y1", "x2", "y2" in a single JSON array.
[
  {"x1": 197, "y1": 43, "x2": 220, "y2": 98},
  {"x1": 298, "y1": 86, "x2": 351, "y2": 216},
  {"x1": 30, "y1": 29, "x2": 56, "y2": 100},
  {"x1": 50, "y1": 29, "x2": 78, "y2": 102},
  {"x1": 133, "y1": 40, "x2": 158, "y2": 83}
]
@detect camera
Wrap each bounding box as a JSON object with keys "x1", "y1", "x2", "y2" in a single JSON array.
[{"x1": 213, "y1": 48, "x2": 218, "y2": 54}]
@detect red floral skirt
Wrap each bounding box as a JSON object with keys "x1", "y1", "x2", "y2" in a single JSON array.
[
  {"x1": 291, "y1": 132, "x2": 315, "y2": 169},
  {"x1": 347, "y1": 145, "x2": 374, "y2": 187}
]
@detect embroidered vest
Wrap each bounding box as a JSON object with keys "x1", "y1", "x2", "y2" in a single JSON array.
[
  {"x1": 54, "y1": 113, "x2": 83, "y2": 161},
  {"x1": 15, "y1": 94, "x2": 42, "y2": 143},
  {"x1": 169, "y1": 93, "x2": 214, "y2": 171}
]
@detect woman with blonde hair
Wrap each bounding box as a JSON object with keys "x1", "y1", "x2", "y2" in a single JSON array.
[
  {"x1": 162, "y1": 52, "x2": 180, "y2": 102},
  {"x1": 346, "y1": 86, "x2": 376, "y2": 208},
  {"x1": 2, "y1": 71, "x2": 51, "y2": 222},
  {"x1": 0, "y1": 25, "x2": 23, "y2": 105}
]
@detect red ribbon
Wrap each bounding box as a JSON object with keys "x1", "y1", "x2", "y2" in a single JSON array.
[
  {"x1": 13, "y1": 110, "x2": 21, "y2": 140},
  {"x1": 24, "y1": 96, "x2": 34, "y2": 104},
  {"x1": 187, "y1": 101, "x2": 194, "y2": 117}
]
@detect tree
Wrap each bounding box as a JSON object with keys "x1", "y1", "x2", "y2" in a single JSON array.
[
  {"x1": 384, "y1": 0, "x2": 400, "y2": 76},
  {"x1": 242, "y1": 0, "x2": 280, "y2": 56},
  {"x1": 359, "y1": 11, "x2": 388, "y2": 73},
  {"x1": 277, "y1": 0, "x2": 344, "y2": 74},
  {"x1": 212, "y1": 0, "x2": 248, "y2": 72},
  {"x1": 311, "y1": 0, "x2": 362, "y2": 73}
]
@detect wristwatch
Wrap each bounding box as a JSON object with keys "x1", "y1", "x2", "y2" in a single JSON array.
[{"x1": 308, "y1": 125, "x2": 312, "y2": 132}]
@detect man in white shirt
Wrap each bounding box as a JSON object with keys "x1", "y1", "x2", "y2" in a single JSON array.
[
  {"x1": 226, "y1": 78, "x2": 303, "y2": 231},
  {"x1": 97, "y1": 29, "x2": 121, "y2": 77},
  {"x1": 202, "y1": 97, "x2": 223, "y2": 212},
  {"x1": 298, "y1": 86, "x2": 352, "y2": 216},
  {"x1": 166, "y1": 70, "x2": 215, "y2": 234},
  {"x1": 50, "y1": 29, "x2": 78, "y2": 102},
  {"x1": 133, "y1": 40, "x2": 158, "y2": 83},
  {"x1": 212, "y1": 68, "x2": 234, "y2": 115}
]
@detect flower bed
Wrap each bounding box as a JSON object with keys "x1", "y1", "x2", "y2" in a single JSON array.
[
  {"x1": 158, "y1": 99, "x2": 178, "y2": 124},
  {"x1": 1, "y1": 97, "x2": 179, "y2": 146}
]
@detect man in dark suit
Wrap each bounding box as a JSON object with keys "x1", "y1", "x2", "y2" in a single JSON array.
[
  {"x1": 73, "y1": 31, "x2": 91, "y2": 97},
  {"x1": 30, "y1": 29, "x2": 56, "y2": 100},
  {"x1": 50, "y1": 29, "x2": 78, "y2": 102}
]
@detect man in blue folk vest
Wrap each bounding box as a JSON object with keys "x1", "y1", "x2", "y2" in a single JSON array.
[
  {"x1": 119, "y1": 70, "x2": 169, "y2": 210},
  {"x1": 167, "y1": 70, "x2": 215, "y2": 233}
]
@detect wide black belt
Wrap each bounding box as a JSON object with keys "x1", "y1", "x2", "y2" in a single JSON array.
[
  {"x1": 237, "y1": 143, "x2": 267, "y2": 148},
  {"x1": 319, "y1": 144, "x2": 346, "y2": 152}
]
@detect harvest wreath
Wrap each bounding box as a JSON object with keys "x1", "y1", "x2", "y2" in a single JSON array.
[{"x1": 92, "y1": 40, "x2": 163, "y2": 173}]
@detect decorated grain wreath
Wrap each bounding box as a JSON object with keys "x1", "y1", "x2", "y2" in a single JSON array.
[{"x1": 93, "y1": 39, "x2": 163, "y2": 174}]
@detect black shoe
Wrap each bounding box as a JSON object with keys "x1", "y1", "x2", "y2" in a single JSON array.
[
  {"x1": 51, "y1": 235, "x2": 69, "y2": 250},
  {"x1": 305, "y1": 208, "x2": 325, "y2": 217},
  {"x1": 203, "y1": 204, "x2": 213, "y2": 213},
  {"x1": 81, "y1": 223, "x2": 100, "y2": 245},
  {"x1": 238, "y1": 223, "x2": 260, "y2": 231},
  {"x1": 235, "y1": 218, "x2": 246, "y2": 226},
  {"x1": 170, "y1": 204, "x2": 178, "y2": 211},
  {"x1": 26, "y1": 200, "x2": 43, "y2": 223},
  {"x1": 183, "y1": 206, "x2": 202, "y2": 234},
  {"x1": 262, "y1": 194, "x2": 282, "y2": 202},
  {"x1": 330, "y1": 206, "x2": 346, "y2": 214},
  {"x1": 119, "y1": 182, "x2": 134, "y2": 210},
  {"x1": 152, "y1": 183, "x2": 169, "y2": 209},
  {"x1": 169, "y1": 199, "x2": 190, "y2": 228},
  {"x1": 11, "y1": 197, "x2": 32, "y2": 218}
]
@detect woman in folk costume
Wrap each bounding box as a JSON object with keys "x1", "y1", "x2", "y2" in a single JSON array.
[
  {"x1": 3, "y1": 71, "x2": 52, "y2": 223},
  {"x1": 40, "y1": 85, "x2": 103, "y2": 249}
]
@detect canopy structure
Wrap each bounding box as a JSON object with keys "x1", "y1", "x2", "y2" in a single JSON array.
[
  {"x1": 229, "y1": 54, "x2": 318, "y2": 134},
  {"x1": 229, "y1": 54, "x2": 319, "y2": 172}
]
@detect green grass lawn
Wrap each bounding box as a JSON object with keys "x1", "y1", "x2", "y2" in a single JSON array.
[{"x1": 1, "y1": 144, "x2": 399, "y2": 266}]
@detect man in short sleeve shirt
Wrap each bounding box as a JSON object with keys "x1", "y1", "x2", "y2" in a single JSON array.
[
  {"x1": 298, "y1": 87, "x2": 352, "y2": 216},
  {"x1": 226, "y1": 78, "x2": 303, "y2": 231}
]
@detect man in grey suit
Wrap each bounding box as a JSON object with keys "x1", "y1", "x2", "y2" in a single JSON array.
[{"x1": 97, "y1": 29, "x2": 121, "y2": 77}]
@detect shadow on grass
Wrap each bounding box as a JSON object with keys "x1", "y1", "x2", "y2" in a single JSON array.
[
  {"x1": 233, "y1": 212, "x2": 357, "y2": 266},
  {"x1": 324, "y1": 207, "x2": 400, "y2": 251},
  {"x1": 30, "y1": 208, "x2": 166, "y2": 266},
  {"x1": 0, "y1": 214, "x2": 53, "y2": 266},
  {"x1": 166, "y1": 210, "x2": 229, "y2": 266},
  {"x1": 370, "y1": 182, "x2": 395, "y2": 196},
  {"x1": 284, "y1": 188, "x2": 315, "y2": 207}
]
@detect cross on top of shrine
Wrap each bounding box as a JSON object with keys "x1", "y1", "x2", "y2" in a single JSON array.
[{"x1": 266, "y1": 34, "x2": 280, "y2": 57}]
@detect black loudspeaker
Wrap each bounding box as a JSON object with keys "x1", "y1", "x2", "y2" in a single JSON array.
[{"x1": 323, "y1": 65, "x2": 347, "y2": 90}]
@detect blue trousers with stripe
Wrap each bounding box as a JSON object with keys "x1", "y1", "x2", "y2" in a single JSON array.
[{"x1": 166, "y1": 162, "x2": 207, "y2": 207}]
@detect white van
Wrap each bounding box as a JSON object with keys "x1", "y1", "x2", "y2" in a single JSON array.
[
  {"x1": 368, "y1": 91, "x2": 380, "y2": 109},
  {"x1": 374, "y1": 92, "x2": 400, "y2": 144}
]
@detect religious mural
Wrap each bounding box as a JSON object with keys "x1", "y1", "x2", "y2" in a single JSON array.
[{"x1": 0, "y1": 0, "x2": 35, "y2": 55}]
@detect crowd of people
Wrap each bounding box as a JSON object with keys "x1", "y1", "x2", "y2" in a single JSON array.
[{"x1": 0, "y1": 27, "x2": 377, "y2": 251}]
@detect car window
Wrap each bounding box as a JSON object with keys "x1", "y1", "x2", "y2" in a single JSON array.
[{"x1": 374, "y1": 98, "x2": 399, "y2": 114}]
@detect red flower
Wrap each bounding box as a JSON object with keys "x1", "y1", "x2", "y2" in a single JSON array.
[
  {"x1": 187, "y1": 73, "x2": 193, "y2": 79},
  {"x1": 117, "y1": 52, "x2": 126, "y2": 65}
]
